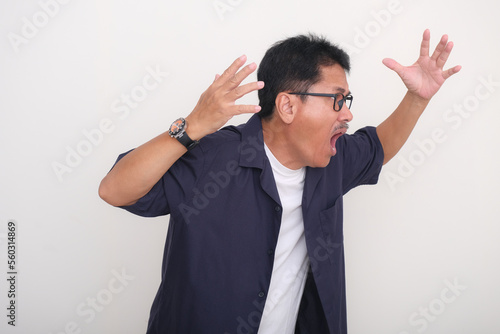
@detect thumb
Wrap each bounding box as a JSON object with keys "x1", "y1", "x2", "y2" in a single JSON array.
[{"x1": 382, "y1": 58, "x2": 404, "y2": 76}]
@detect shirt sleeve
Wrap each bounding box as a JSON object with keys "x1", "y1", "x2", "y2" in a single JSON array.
[
  {"x1": 338, "y1": 126, "x2": 384, "y2": 193},
  {"x1": 113, "y1": 146, "x2": 205, "y2": 218}
]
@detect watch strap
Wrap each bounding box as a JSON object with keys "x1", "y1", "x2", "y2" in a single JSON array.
[{"x1": 176, "y1": 131, "x2": 198, "y2": 150}]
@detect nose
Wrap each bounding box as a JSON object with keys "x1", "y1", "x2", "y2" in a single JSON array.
[{"x1": 339, "y1": 104, "x2": 353, "y2": 123}]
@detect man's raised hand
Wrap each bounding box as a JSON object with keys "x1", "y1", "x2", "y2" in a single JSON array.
[
  {"x1": 382, "y1": 29, "x2": 462, "y2": 101},
  {"x1": 186, "y1": 55, "x2": 265, "y2": 140}
]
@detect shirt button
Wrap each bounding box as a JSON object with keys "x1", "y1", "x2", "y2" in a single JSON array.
[
  {"x1": 258, "y1": 291, "x2": 265, "y2": 298},
  {"x1": 274, "y1": 206, "x2": 281, "y2": 212},
  {"x1": 267, "y1": 249, "x2": 274, "y2": 256}
]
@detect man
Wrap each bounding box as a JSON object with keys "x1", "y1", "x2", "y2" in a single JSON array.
[{"x1": 99, "y1": 30, "x2": 460, "y2": 333}]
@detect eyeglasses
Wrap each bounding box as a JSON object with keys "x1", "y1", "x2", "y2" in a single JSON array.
[{"x1": 289, "y1": 92, "x2": 353, "y2": 112}]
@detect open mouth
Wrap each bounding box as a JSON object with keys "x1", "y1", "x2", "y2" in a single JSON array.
[
  {"x1": 330, "y1": 133, "x2": 343, "y2": 155},
  {"x1": 329, "y1": 125, "x2": 349, "y2": 155}
]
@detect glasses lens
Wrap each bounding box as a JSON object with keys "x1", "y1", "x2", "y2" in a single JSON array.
[
  {"x1": 345, "y1": 95, "x2": 353, "y2": 109},
  {"x1": 333, "y1": 93, "x2": 344, "y2": 111}
]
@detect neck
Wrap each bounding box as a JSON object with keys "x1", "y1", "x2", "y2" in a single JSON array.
[{"x1": 261, "y1": 117, "x2": 304, "y2": 170}]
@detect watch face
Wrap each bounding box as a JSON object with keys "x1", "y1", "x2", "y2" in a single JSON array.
[{"x1": 169, "y1": 118, "x2": 185, "y2": 136}]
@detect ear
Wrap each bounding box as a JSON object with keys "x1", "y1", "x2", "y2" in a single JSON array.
[{"x1": 275, "y1": 92, "x2": 297, "y2": 124}]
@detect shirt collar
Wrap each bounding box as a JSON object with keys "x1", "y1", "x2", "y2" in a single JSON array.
[{"x1": 238, "y1": 114, "x2": 268, "y2": 169}]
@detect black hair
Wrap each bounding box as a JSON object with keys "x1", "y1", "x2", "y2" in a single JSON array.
[{"x1": 257, "y1": 34, "x2": 350, "y2": 119}]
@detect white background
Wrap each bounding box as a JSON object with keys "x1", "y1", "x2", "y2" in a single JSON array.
[{"x1": 1, "y1": 0, "x2": 499, "y2": 333}]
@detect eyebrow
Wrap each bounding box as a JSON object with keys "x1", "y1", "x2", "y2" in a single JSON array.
[{"x1": 333, "y1": 87, "x2": 351, "y2": 95}]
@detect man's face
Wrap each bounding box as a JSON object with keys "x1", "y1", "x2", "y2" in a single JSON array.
[{"x1": 290, "y1": 64, "x2": 353, "y2": 168}]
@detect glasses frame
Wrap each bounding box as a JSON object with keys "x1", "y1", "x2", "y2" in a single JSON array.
[{"x1": 289, "y1": 92, "x2": 353, "y2": 112}]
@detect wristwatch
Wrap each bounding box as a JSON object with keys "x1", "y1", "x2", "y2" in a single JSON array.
[{"x1": 168, "y1": 117, "x2": 199, "y2": 150}]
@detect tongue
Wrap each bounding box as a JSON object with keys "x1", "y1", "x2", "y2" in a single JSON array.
[{"x1": 331, "y1": 133, "x2": 342, "y2": 146}]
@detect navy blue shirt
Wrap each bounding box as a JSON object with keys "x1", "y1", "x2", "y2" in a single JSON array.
[{"x1": 117, "y1": 114, "x2": 384, "y2": 334}]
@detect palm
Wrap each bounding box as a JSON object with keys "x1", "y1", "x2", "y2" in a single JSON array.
[{"x1": 383, "y1": 30, "x2": 461, "y2": 100}]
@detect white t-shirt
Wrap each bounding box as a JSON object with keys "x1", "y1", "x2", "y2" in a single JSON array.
[{"x1": 258, "y1": 144, "x2": 310, "y2": 334}]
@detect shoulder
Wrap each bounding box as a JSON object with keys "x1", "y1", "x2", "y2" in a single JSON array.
[
  {"x1": 337, "y1": 126, "x2": 380, "y2": 147},
  {"x1": 178, "y1": 115, "x2": 265, "y2": 170},
  {"x1": 181, "y1": 122, "x2": 248, "y2": 166},
  {"x1": 197, "y1": 114, "x2": 263, "y2": 153},
  {"x1": 198, "y1": 124, "x2": 244, "y2": 152},
  {"x1": 336, "y1": 126, "x2": 382, "y2": 159}
]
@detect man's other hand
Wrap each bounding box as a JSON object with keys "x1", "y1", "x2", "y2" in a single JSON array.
[
  {"x1": 186, "y1": 55, "x2": 265, "y2": 140},
  {"x1": 382, "y1": 29, "x2": 462, "y2": 101}
]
